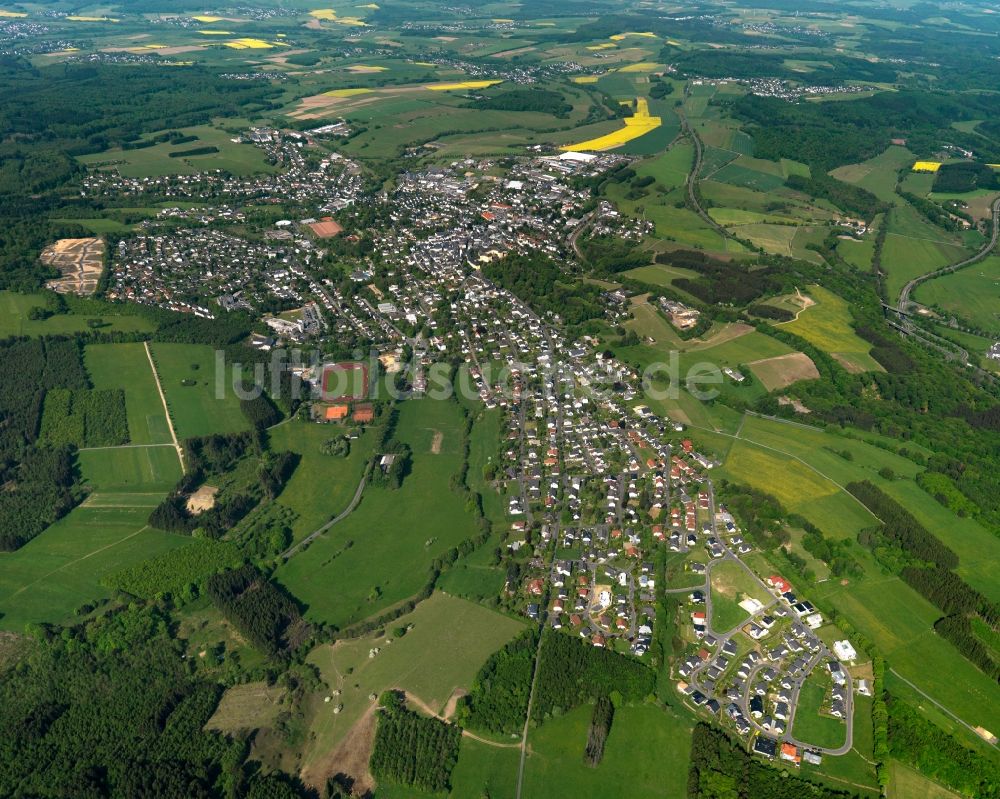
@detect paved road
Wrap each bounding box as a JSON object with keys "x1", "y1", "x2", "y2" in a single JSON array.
[
  {"x1": 279, "y1": 470, "x2": 368, "y2": 559},
  {"x1": 897, "y1": 196, "x2": 1000, "y2": 315}
]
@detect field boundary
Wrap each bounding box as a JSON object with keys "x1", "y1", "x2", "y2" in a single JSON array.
[{"x1": 144, "y1": 341, "x2": 185, "y2": 473}]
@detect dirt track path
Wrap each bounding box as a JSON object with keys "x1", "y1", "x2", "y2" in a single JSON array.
[{"x1": 143, "y1": 341, "x2": 184, "y2": 473}]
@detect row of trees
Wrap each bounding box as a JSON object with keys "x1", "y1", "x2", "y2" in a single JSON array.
[
  {"x1": 847, "y1": 481, "x2": 958, "y2": 568},
  {"x1": 369, "y1": 692, "x2": 461, "y2": 793},
  {"x1": 583, "y1": 695, "x2": 614, "y2": 767}
]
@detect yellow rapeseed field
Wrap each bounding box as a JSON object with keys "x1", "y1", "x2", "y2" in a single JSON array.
[
  {"x1": 225, "y1": 37, "x2": 279, "y2": 49},
  {"x1": 0, "y1": 10, "x2": 28, "y2": 17},
  {"x1": 617, "y1": 61, "x2": 663, "y2": 73},
  {"x1": 324, "y1": 88, "x2": 373, "y2": 97},
  {"x1": 912, "y1": 161, "x2": 942, "y2": 172},
  {"x1": 197, "y1": 30, "x2": 233, "y2": 35},
  {"x1": 571, "y1": 76, "x2": 599, "y2": 83},
  {"x1": 425, "y1": 80, "x2": 502, "y2": 91},
  {"x1": 609, "y1": 31, "x2": 657, "y2": 40},
  {"x1": 192, "y1": 15, "x2": 224, "y2": 22},
  {"x1": 586, "y1": 43, "x2": 616, "y2": 50},
  {"x1": 309, "y1": 9, "x2": 338, "y2": 19},
  {"x1": 561, "y1": 97, "x2": 661, "y2": 151}
]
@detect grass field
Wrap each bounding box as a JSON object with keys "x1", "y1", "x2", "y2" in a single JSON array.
[
  {"x1": 914, "y1": 254, "x2": 1000, "y2": 334},
  {"x1": 830, "y1": 146, "x2": 914, "y2": 205},
  {"x1": 77, "y1": 446, "x2": 182, "y2": 492},
  {"x1": 792, "y1": 670, "x2": 847, "y2": 749},
  {"x1": 709, "y1": 558, "x2": 771, "y2": 631},
  {"x1": 0, "y1": 292, "x2": 154, "y2": 338},
  {"x1": 0, "y1": 503, "x2": 190, "y2": 630},
  {"x1": 205, "y1": 682, "x2": 286, "y2": 733},
  {"x1": 887, "y1": 762, "x2": 962, "y2": 799},
  {"x1": 85, "y1": 342, "x2": 174, "y2": 445},
  {"x1": 449, "y1": 737, "x2": 521, "y2": 799},
  {"x1": 275, "y1": 399, "x2": 480, "y2": 627},
  {"x1": 623, "y1": 263, "x2": 699, "y2": 289},
  {"x1": 779, "y1": 285, "x2": 882, "y2": 371},
  {"x1": 881, "y1": 233, "x2": 968, "y2": 303},
  {"x1": 299, "y1": 592, "x2": 524, "y2": 782},
  {"x1": 719, "y1": 439, "x2": 877, "y2": 540},
  {"x1": 77, "y1": 124, "x2": 279, "y2": 178},
  {"x1": 522, "y1": 703, "x2": 692, "y2": 798},
  {"x1": 149, "y1": 342, "x2": 248, "y2": 440},
  {"x1": 267, "y1": 419, "x2": 375, "y2": 542}
]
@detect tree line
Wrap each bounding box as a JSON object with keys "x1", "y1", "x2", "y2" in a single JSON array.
[{"x1": 463, "y1": 628, "x2": 539, "y2": 735}]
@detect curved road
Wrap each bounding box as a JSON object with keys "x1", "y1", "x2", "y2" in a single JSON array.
[
  {"x1": 897, "y1": 196, "x2": 1000, "y2": 316},
  {"x1": 279, "y1": 469, "x2": 368, "y2": 559},
  {"x1": 677, "y1": 108, "x2": 730, "y2": 239}
]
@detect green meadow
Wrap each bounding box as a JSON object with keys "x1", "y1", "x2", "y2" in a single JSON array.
[
  {"x1": 85, "y1": 342, "x2": 174, "y2": 445},
  {"x1": 778, "y1": 285, "x2": 882, "y2": 371},
  {"x1": 0, "y1": 292, "x2": 154, "y2": 338},
  {"x1": 521, "y1": 704, "x2": 692, "y2": 799},
  {"x1": 275, "y1": 399, "x2": 481, "y2": 628},
  {"x1": 149, "y1": 342, "x2": 248, "y2": 440},
  {"x1": 268, "y1": 419, "x2": 376, "y2": 542},
  {"x1": 914, "y1": 254, "x2": 1000, "y2": 334}
]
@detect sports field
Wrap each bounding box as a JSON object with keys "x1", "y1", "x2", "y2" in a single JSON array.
[
  {"x1": 522, "y1": 704, "x2": 691, "y2": 798},
  {"x1": 914, "y1": 254, "x2": 1000, "y2": 334},
  {"x1": 148, "y1": 342, "x2": 248, "y2": 440},
  {"x1": 299, "y1": 592, "x2": 524, "y2": 785},
  {"x1": 85, "y1": 342, "x2": 174, "y2": 445},
  {"x1": 320, "y1": 361, "x2": 369, "y2": 400},
  {"x1": 275, "y1": 399, "x2": 480, "y2": 627},
  {"x1": 779, "y1": 285, "x2": 882, "y2": 371},
  {"x1": 268, "y1": 419, "x2": 375, "y2": 542}
]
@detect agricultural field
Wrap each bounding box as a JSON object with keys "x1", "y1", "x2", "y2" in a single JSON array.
[
  {"x1": 267, "y1": 419, "x2": 375, "y2": 542},
  {"x1": 521, "y1": 704, "x2": 692, "y2": 798},
  {"x1": 622, "y1": 263, "x2": 699, "y2": 289},
  {"x1": 746, "y1": 352, "x2": 820, "y2": 390},
  {"x1": 0, "y1": 291, "x2": 154, "y2": 338},
  {"x1": 709, "y1": 558, "x2": 772, "y2": 631},
  {"x1": 85, "y1": 342, "x2": 174, "y2": 445},
  {"x1": 298, "y1": 592, "x2": 524, "y2": 787},
  {"x1": 205, "y1": 682, "x2": 286, "y2": 734},
  {"x1": 778, "y1": 285, "x2": 883, "y2": 372},
  {"x1": 881, "y1": 229, "x2": 969, "y2": 303},
  {"x1": 914, "y1": 254, "x2": 1000, "y2": 333},
  {"x1": 148, "y1": 342, "x2": 248, "y2": 440},
  {"x1": 275, "y1": 399, "x2": 480, "y2": 628}
]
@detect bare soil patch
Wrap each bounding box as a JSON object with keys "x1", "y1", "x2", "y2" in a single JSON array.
[
  {"x1": 430, "y1": 429, "x2": 443, "y2": 454},
  {"x1": 186, "y1": 485, "x2": 218, "y2": 515},
  {"x1": 40, "y1": 237, "x2": 104, "y2": 295},
  {"x1": 748, "y1": 352, "x2": 820, "y2": 391},
  {"x1": 303, "y1": 702, "x2": 378, "y2": 795}
]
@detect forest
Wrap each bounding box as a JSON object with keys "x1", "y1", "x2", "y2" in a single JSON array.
[
  {"x1": 463, "y1": 629, "x2": 538, "y2": 735},
  {"x1": 39, "y1": 388, "x2": 128, "y2": 448},
  {"x1": 0, "y1": 606, "x2": 250, "y2": 799},
  {"x1": 0, "y1": 337, "x2": 90, "y2": 550},
  {"x1": 471, "y1": 89, "x2": 572, "y2": 117},
  {"x1": 484, "y1": 253, "x2": 605, "y2": 328},
  {"x1": 369, "y1": 692, "x2": 461, "y2": 794},
  {"x1": 531, "y1": 629, "x2": 654, "y2": 721},
  {"x1": 205, "y1": 564, "x2": 307, "y2": 657}
]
